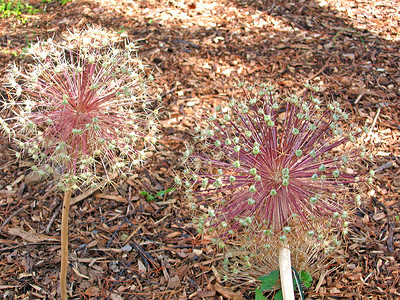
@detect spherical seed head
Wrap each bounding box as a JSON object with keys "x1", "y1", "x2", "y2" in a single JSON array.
[
  {"x1": 186, "y1": 84, "x2": 370, "y2": 244},
  {"x1": 6, "y1": 26, "x2": 157, "y2": 189}
]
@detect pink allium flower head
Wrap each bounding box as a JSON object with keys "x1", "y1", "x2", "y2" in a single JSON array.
[
  {"x1": 181, "y1": 84, "x2": 372, "y2": 245},
  {"x1": 5, "y1": 27, "x2": 157, "y2": 190}
]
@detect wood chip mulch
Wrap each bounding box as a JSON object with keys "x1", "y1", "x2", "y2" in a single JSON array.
[{"x1": 0, "y1": 0, "x2": 399, "y2": 299}]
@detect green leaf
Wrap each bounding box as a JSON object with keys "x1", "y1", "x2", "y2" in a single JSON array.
[
  {"x1": 139, "y1": 190, "x2": 149, "y2": 197},
  {"x1": 140, "y1": 190, "x2": 154, "y2": 201},
  {"x1": 155, "y1": 188, "x2": 174, "y2": 199},
  {"x1": 273, "y1": 290, "x2": 283, "y2": 300},
  {"x1": 141, "y1": 188, "x2": 174, "y2": 202},
  {"x1": 255, "y1": 288, "x2": 267, "y2": 300},
  {"x1": 258, "y1": 270, "x2": 280, "y2": 291},
  {"x1": 300, "y1": 270, "x2": 313, "y2": 288}
]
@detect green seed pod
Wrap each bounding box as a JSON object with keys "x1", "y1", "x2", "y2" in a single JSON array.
[
  {"x1": 249, "y1": 97, "x2": 258, "y2": 104},
  {"x1": 310, "y1": 196, "x2": 318, "y2": 205},
  {"x1": 249, "y1": 185, "x2": 256, "y2": 193},
  {"x1": 213, "y1": 178, "x2": 223, "y2": 187},
  {"x1": 263, "y1": 229, "x2": 272, "y2": 236},
  {"x1": 355, "y1": 195, "x2": 361, "y2": 206},
  {"x1": 249, "y1": 168, "x2": 257, "y2": 175},
  {"x1": 252, "y1": 146, "x2": 260, "y2": 155},
  {"x1": 233, "y1": 160, "x2": 240, "y2": 168},
  {"x1": 279, "y1": 235, "x2": 287, "y2": 242},
  {"x1": 174, "y1": 176, "x2": 182, "y2": 185}
]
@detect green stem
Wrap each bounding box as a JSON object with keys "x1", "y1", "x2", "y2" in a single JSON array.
[
  {"x1": 291, "y1": 267, "x2": 304, "y2": 300},
  {"x1": 61, "y1": 189, "x2": 72, "y2": 300}
]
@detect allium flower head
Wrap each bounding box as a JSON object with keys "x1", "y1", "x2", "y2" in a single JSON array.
[
  {"x1": 5, "y1": 27, "x2": 157, "y2": 189},
  {"x1": 182, "y1": 84, "x2": 372, "y2": 245}
]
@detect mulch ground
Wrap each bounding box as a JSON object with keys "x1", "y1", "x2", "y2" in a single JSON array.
[{"x1": 0, "y1": 0, "x2": 399, "y2": 299}]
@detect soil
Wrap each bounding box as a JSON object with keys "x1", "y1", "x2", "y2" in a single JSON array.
[{"x1": 0, "y1": 0, "x2": 399, "y2": 299}]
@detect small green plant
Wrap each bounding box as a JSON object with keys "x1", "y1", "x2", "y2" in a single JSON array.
[
  {"x1": 140, "y1": 188, "x2": 174, "y2": 201},
  {"x1": 0, "y1": 0, "x2": 39, "y2": 18},
  {"x1": 41, "y1": 0, "x2": 72, "y2": 4},
  {"x1": 117, "y1": 26, "x2": 127, "y2": 35},
  {"x1": 255, "y1": 269, "x2": 312, "y2": 300}
]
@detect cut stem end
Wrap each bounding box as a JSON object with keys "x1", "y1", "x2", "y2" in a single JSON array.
[{"x1": 279, "y1": 243, "x2": 295, "y2": 300}]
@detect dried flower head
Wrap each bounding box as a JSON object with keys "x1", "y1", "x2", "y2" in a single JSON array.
[
  {"x1": 181, "y1": 84, "x2": 372, "y2": 246},
  {"x1": 5, "y1": 27, "x2": 157, "y2": 190}
]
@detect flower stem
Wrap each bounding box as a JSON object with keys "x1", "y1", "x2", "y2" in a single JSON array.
[
  {"x1": 61, "y1": 188, "x2": 72, "y2": 300},
  {"x1": 279, "y1": 243, "x2": 295, "y2": 300}
]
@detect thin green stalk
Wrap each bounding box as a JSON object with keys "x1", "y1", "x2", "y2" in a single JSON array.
[
  {"x1": 291, "y1": 267, "x2": 304, "y2": 300},
  {"x1": 60, "y1": 188, "x2": 72, "y2": 300}
]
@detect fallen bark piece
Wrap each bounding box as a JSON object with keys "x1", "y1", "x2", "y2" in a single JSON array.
[
  {"x1": 214, "y1": 283, "x2": 243, "y2": 300},
  {"x1": 167, "y1": 275, "x2": 181, "y2": 289},
  {"x1": 7, "y1": 226, "x2": 58, "y2": 243}
]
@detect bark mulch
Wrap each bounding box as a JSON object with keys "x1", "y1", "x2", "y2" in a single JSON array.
[{"x1": 0, "y1": 0, "x2": 399, "y2": 299}]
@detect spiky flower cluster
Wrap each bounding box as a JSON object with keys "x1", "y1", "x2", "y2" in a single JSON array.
[
  {"x1": 5, "y1": 27, "x2": 157, "y2": 190},
  {"x1": 180, "y1": 84, "x2": 373, "y2": 247}
]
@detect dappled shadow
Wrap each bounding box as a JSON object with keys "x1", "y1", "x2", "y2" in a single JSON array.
[{"x1": 1, "y1": 0, "x2": 399, "y2": 104}]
